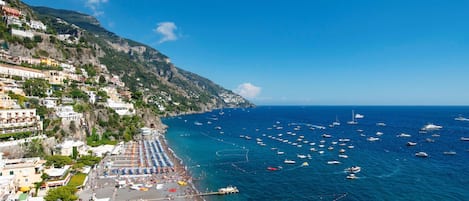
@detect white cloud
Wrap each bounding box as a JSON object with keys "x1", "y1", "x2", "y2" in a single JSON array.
[
  {"x1": 85, "y1": 0, "x2": 108, "y2": 17},
  {"x1": 235, "y1": 83, "x2": 262, "y2": 99},
  {"x1": 154, "y1": 22, "x2": 178, "y2": 44}
]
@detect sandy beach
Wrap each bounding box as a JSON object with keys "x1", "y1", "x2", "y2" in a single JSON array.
[{"x1": 79, "y1": 132, "x2": 204, "y2": 201}]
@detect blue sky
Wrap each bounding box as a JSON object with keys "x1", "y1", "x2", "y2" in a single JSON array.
[{"x1": 24, "y1": 0, "x2": 469, "y2": 105}]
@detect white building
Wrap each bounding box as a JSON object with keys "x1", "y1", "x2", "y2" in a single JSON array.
[
  {"x1": 55, "y1": 105, "x2": 82, "y2": 121},
  {"x1": 29, "y1": 20, "x2": 46, "y2": 31},
  {"x1": 55, "y1": 140, "x2": 86, "y2": 156},
  {"x1": 0, "y1": 63, "x2": 45, "y2": 79},
  {"x1": 107, "y1": 99, "x2": 135, "y2": 116},
  {"x1": 40, "y1": 97, "x2": 58, "y2": 108},
  {"x1": 0, "y1": 175, "x2": 15, "y2": 201},
  {"x1": 87, "y1": 91, "x2": 96, "y2": 104},
  {"x1": 10, "y1": 29, "x2": 33, "y2": 39},
  {"x1": 44, "y1": 165, "x2": 71, "y2": 188}
]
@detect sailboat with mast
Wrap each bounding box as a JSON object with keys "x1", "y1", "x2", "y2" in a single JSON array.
[
  {"x1": 347, "y1": 110, "x2": 358, "y2": 125},
  {"x1": 332, "y1": 116, "x2": 340, "y2": 126}
]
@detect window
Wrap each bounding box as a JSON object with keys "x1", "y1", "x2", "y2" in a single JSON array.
[{"x1": 9, "y1": 171, "x2": 13, "y2": 175}]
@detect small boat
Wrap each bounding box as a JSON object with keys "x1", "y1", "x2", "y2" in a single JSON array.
[
  {"x1": 443, "y1": 151, "x2": 456, "y2": 155},
  {"x1": 301, "y1": 162, "x2": 309, "y2": 167},
  {"x1": 338, "y1": 154, "x2": 348, "y2": 158},
  {"x1": 460, "y1": 137, "x2": 469, "y2": 141},
  {"x1": 339, "y1": 138, "x2": 351, "y2": 142},
  {"x1": 406, "y1": 142, "x2": 417, "y2": 146},
  {"x1": 244, "y1": 136, "x2": 252, "y2": 140},
  {"x1": 277, "y1": 151, "x2": 285, "y2": 155},
  {"x1": 415, "y1": 152, "x2": 429, "y2": 157},
  {"x1": 425, "y1": 138, "x2": 435, "y2": 143},
  {"x1": 355, "y1": 113, "x2": 364, "y2": 119},
  {"x1": 322, "y1": 134, "x2": 332, "y2": 138},
  {"x1": 214, "y1": 126, "x2": 222, "y2": 130},
  {"x1": 284, "y1": 159, "x2": 296, "y2": 164},
  {"x1": 332, "y1": 116, "x2": 341, "y2": 126},
  {"x1": 267, "y1": 166, "x2": 279, "y2": 171},
  {"x1": 339, "y1": 149, "x2": 346, "y2": 153},
  {"x1": 345, "y1": 166, "x2": 361, "y2": 173},
  {"x1": 431, "y1": 134, "x2": 440, "y2": 137},
  {"x1": 327, "y1": 146, "x2": 334, "y2": 150},
  {"x1": 346, "y1": 173, "x2": 358, "y2": 179},
  {"x1": 376, "y1": 122, "x2": 386, "y2": 126},
  {"x1": 194, "y1": 121, "x2": 203, "y2": 126},
  {"x1": 297, "y1": 154, "x2": 307, "y2": 159},
  {"x1": 318, "y1": 150, "x2": 325, "y2": 154},
  {"x1": 367, "y1": 137, "x2": 380, "y2": 142},
  {"x1": 376, "y1": 132, "x2": 384, "y2": 136},
  {"x1": 347, "y1": 110, "x2": 358, "y2": 125},
  {"x1": 421, "y1": 123, "x2": 443, "y2": 131},
  {"x1": 327, "y1": 160, "x2": 341, "y2": 165},
  {"x1": 310, "y1": 148, "x2": 317, "y2": 152},
  {"x1": 397, "y1": 133, "x2": 412, "y2": 138},
  {"x1": 347, "y1": 145, "x2": 355, "y2": 149},
  {"x1": 455, "y1": 115, "x2": 469, "y2": 121}
]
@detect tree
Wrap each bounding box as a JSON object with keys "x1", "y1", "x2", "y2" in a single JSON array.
[
  {"x1": 98, "y1": 75, "x2": 106, "y2": 84},
  {"x1": 23, "y1": 78, "x2": 49, "y2": 97},
  {"x1": 72, "y1": 146, "x2": 78, "y2": 159},
  {"x1": 23, "y1": 139, "x2": 45, "y2": 158},
  {"x1": 45, "y1": 155, "x2": 73, "y2": 168},
  {"x1": 44, "y1": 186, "x2": 78, "y2": 201}
]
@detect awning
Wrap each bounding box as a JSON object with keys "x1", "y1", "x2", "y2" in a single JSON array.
[{"x1": 19, "y1": 186, "x2": 30, "y2": 192}]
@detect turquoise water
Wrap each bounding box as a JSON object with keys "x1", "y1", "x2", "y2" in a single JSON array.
[{"x1": 163, "y1": 106, "x2": 469, "y2": 201}]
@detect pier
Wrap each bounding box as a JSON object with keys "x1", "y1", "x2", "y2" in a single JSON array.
[{"x1": 131, "y1": 186, "x2": 239, "y2": 201}]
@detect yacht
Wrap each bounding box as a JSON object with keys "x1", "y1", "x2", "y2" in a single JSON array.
[
  {"x1": 322, "y1": 134, "x2": 332, "y2": 138},
  {"x1": 367, "y1": 137, "x2": 380, "y2": 142},
  {"x1": 332, "y1": 116, "x2": 341, "y2": 126},
  {"x1": 376, "y1": 132, "x2": 384, "y2": 136},
  {"x1": 327, "y1": 160, "x2": 341, "y2": 165},
  {"x1": 277, "y1": 151, "x2": 285, "y2": 155},
  {"x1": 406, "y1": 142, "x2": 417, "y2": 146},
  {"x1": 421, "y1": 123, "x2": 443, "y2": 131},
  {"x1": 376, "y1": 122, "x2": 387, "y2": 126},
  {"x1": 455, "y1": 115, "x2": 469, "y2": 121},
  {"x1": 345, "y1": 166, "x2": 361, "y2": 173},
  {"x1": 397, "y1": 133, "x2": 412, "y2": 138},
  {"x1": 194, "y1": 121, "x2": 203, "y2": 126},
  {"x1": 338, "y1": 138, "x2": 351, "y2": 142},
  {"x1": 284, "y1": 159, "x2": 296, "y2": 164},
  {"x1": 346, "y1": 174, "x2": 358, "y2": 179},
  {"x1": 415, "y1": 152, "x2": 429, "y2": 157},
  {"x1": 460, "y1": 137, "x2": 469, "y2": 141},
  {"x1": 297, "y1": 154, "x2": 307, "y2": 159},
  {"x1": 338, "y1": 154, "x2": 348, "y2": 158},
  {"x1": 347, "y1": 110, "x2": 358, "y2": 125},
  {"x1": 355, "y1": 113, "x2": 364, "y2": 119}
]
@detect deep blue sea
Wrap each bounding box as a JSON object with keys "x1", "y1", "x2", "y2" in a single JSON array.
[{"x1": 163, "y1": 106, "x2": 469, "y2": 201}]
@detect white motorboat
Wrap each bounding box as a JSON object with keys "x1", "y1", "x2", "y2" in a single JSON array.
[
  {"x1": 421, "y1": 123, "x2": 442, "y2": 131},
  {"x1": 297, "y1": 154, "x2": 307, "y2": 159},
  {"x1": 338, "y1": 154, "x2": 348, "y2": 158},
  {"x1": 327, "y1": 160, "x2": 341, "y2": 165},
  {"x1": 322, "y1": 134, "x2": 332, "y2": 138},
  {"x1": 415, "y1": 152, "x2": 429, "y2": 157},
  {"x1": 367, "y1": 137, "x2": 380, "y2": 142},
  {"x1": 455, "y1": 115, "x2": 469, "y2": 121},
  {"x1": 277, "y1": 151, "x2": 285, "y2": 155},
  {"x1": 397, "y1": 133, "x2": 412, "y2": 138},
  {"x1": 443, "y1": 151, "x2": 456, "y2": 155},
  {"x1": 345, "y1": 166, "x2": 361, "y2": 173},
  {"x1": 376, "y1": 122, "x2": 386, "y2": 126},
  {"x1": 406, "y1": 142, "x2": 417, "y2": 146},
  {"x1": 376, "y1": 132, "x2": 384, "y2": 136},
  {"x1": 346, "y1": 173, "x2": 358, "y2": 179},
  {"x1": 284, "y1": 159, "x2": 296, "y2": 164},
  {"x1": 355, "y1": 113, "x2": 364, "y2": 119},
  {"x1": 460, "y1": 137, "x2": 469, "y2": 141}
]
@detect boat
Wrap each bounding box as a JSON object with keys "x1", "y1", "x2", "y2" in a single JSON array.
[
  {"x1": 214, "y1": 126, "x2": 222, "y2": 130},
  {"x1": 443, "y1": 151, "x2": 457, "y2": 155},
  {"x1": 345, "y1": 166, "x2": 361, "y2": 173},
  {"x1": 347, "y1": 110, "x2": 358, "y2": 125},
  {"x1": 367, "y1": 137, "x2": 380, "y2": 142},
  {"x1": 339, "y1": 149, "x2": 346, "y2": 153},
  {"x1": 194, "y1": 121, "x2": 203, "y2": 126},
  {"x1": 455, "y1": 115, "x2": 469, "y2": 121},
  {"x1": 425, "y1": 138, "x2": 435, "y2": 143},
  {"x1": 338, "y1": 154, "x2": 348, "y2": 158},
  {"x1": 431, "y1": 134, "x2": 440, "y2": 137},
  {"x1": 355, "y1": 113, "x2": 364, "y2": 119},
  {"x1": 421, "y1": 123, "x2": 443, "y2": 131},
  {"x1": 244, "y1": 136, "x2": 252, "y2": 140},
  {"x1": 277, "y1": 151, "x2": 285, "y2": 155},
  {"x1": 301, "y1": 162, "x2": 309, "y2": 167},
  {"x1": 376, "y1": 122, "x2": 387, "y2": 126},
  {"x1": 338, "y1": 138, "x2": 351, "y2": 142},
  {"x1": 461, "y1": 137, "x2": 469, "y2": 141},
  {"x1": 267, "y1": 166, "x2": 279, "y2": 171},
  {"x1": 406, "y1": 142, "x2": 417, "y2": 146},
  {"x1": 332, "y1": 116, "x2": 341, "y2": 126},
  {"x1": 284, "y1": 159, "x2": 296, "y2": 164},
  {"x1": 415, "y1": 152, "x2": 429, "y2": 157},
  {"x1": 318, "y1": 150, "x2": 325, "y2": 154},
  {"x1": 376, "y1": 132, "x2": 384, "y2": 136},
  {"x1": 347, "y1": 145, "x2": 355, "y2": 149},
  {"x1": 297, "y1": 154, "x2": 307, "y2": 159},
  {"x1": 218, "y1": 186, "x2": 239, "y2": 194},
  {"x1": 327, "y1": 160, "x2": 341, "y2": 165},
  {"x1": 397, "y1": 133, "x2": 412, "y2": 138},
  {"x1": 322, "y1": 134, "x2": 332, "y2": 138},
  {"x1": 346, "y1": 173, "x2": 358, "y2": 179}
]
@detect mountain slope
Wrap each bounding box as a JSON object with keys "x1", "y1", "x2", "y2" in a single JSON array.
[{"x1": 28, "y1": 5, "x2": 253, "y2": 114}]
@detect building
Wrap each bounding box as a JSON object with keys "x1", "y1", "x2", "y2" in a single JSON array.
[
  {"x1": 87, "y1": 91, "x2": 96, "y2": 104},
  {"x1": 0, "y1": 108, "x2": 43, "y2": 135},
  {"x1": 55, "y1": 105, "x2": 82, "y2": 121},
  {"x1": 28, "y1": 20, "x2": 46, "y2": 31},
  {"x1": 40, "y1": 97, "x2": 58, "y2": 109},
  {"x1": 10, "y1": 29, "x2": 33, "y2": 39},
  {"x1": 0, "y1": 153, "x2": 45, "y2": 191},
  {"x1": 0, "y1": 92, "x2": 14, "y2": 109},
  {"x1": 0, "y1": 79, "x2": 24, "y2": 96},
  {"x1": 55, "y1": 140, "x2": 86, "y2": 156},
  {"x1": 1, "y1": 6, "x2": 21, "y2": 17},
  {"x1": 45, "y1": 70, "x2": 65, "y2": 85},
  {"x1": 43, "y1": 165, "x2": 71, "y2": 188},
  {"x1": 39, "y1": 58, "x2": 59, "y2": 67},
  {"x1": 0, "y1": 175, "x2": 15, "y2": 201},
  {"x1": 107, "y1": 99, "x2": 135, "y2": 116},
  {"x1": 18, "y1": 57, "x2": 41, "y2": 66},
  {"x1": 5, "y1": 16, "x2": 22, "y2": 27},
  {"x1": 0, "y1": 63, "x2": 44, "y2": 79}
]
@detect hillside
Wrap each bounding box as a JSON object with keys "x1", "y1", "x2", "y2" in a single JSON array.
[{"x1": 19, "y1": 3, "x2": 254, "y2": 115}]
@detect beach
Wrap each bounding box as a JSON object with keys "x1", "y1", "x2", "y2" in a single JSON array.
[{"x1": 79, "y1": 131, "x2": 203, "y2": 201}]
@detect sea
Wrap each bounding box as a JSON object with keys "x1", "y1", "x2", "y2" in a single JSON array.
[{"x1": 163, "y1": 106, "x2": 469, "y2": 201}]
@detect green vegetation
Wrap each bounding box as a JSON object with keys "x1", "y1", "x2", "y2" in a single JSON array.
[
  {"x1": 67, "y1": 173, "x2": 87, "y2": 188},
  {"x1": 0, "y1": 131, "x2": 33, "y2": 141},
  {"x1": 45, "y1": 155, "x2": 73, "y2": 168},
  {"x1": 44, "y1": 185, "x2": 78, "y2": 201},
  {"x1": 23, "y1": 78, "x2": 50, "y2": 97},
  {"x1": 76, "y1": 155, "x2": 101, "y2": 166}
]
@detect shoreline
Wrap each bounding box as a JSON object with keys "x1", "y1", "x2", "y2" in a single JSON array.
[{"x1": 158, "y1": 128, "x2": 205, "y2": 201}]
